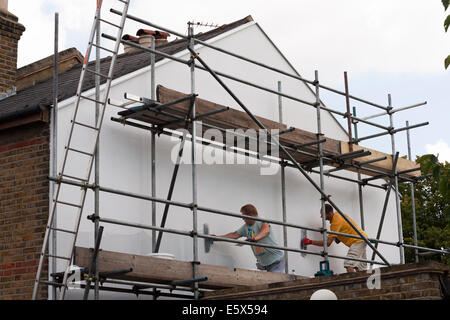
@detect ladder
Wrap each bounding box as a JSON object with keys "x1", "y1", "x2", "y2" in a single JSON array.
[{"x1": 32, "y1": 0, "x2": 131, "y2": 300}]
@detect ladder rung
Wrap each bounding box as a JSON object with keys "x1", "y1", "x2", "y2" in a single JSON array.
[
  {"x1": 91, "y1": 43, "x2": 116, "y2": 54},
  {"x1": 55, "y1": 200, "x2": 82, "y2": 208},
  {"x1": 49, "y1": 227, "x2": 77, "y2": 235},
  {"x1": 73, "y1": 121, "x2": 99, "y2": 131},
  {"x1": 99, "y1": 18, "x2": 122, "y2": 29},
  {"x1": 79, "y1": 94, "x2": 106, "y2": 105},
  {"x1": 108, "y1": 98, "x2": 135, "y2": 109},
  {"x1": 38, "y1": 280, "x2": 64, "y2": 287},
  {"x1": 85, "y1": 68, "x2": 111, "y2": 80},
  {"x1": 60, "y1": 174, "x2": 88, "y2": 182},
  {"x1": 67, "y1": 147, "x2": 94, "y2": 157},
  {"x1": 46, "y1": 254, "x2": 72, "y2": 261}
]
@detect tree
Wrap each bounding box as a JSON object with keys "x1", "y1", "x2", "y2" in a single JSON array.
[
  {"x1": 399, "y1": 154, "x2": 450, "y2": 265},
  {"x1": 443, "y1": 0, "x2": 450, "y2": 69}
]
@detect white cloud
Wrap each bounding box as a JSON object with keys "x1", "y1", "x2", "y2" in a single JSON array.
[
  {"x1": 425, "y1": 139, "x2": 450, "y2": 163},
  {"x1": 9, "y1": 1, "x2": 57, "y2": 67},
  {"x1": 7, "y1": 0, "x2": 450, "y2": 82}
]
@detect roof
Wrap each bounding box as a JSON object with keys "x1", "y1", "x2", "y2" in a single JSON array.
[
  {"x1": 0, "y1": 15, "x2": 253, "y2": 123},
  {"x1": 16, "y1": 48, "x2": 84, "y2": 81},
  {"x1": 16, "y1": 47, "x2": 84, "y2": 91}
]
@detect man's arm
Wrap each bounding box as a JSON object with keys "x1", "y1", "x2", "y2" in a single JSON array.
[
  {"x1": 303, "y1": 237, "x2": 335, "y2": 247},
  {"x1": 313, "y1": 237, "x2": 335, "y2": 247},
  {"x1": 252, "y1": 223, "x2": 270, "y2": 241},
  {"x1": 215, "y1": 231, "x2": 242, "y2": 240}
]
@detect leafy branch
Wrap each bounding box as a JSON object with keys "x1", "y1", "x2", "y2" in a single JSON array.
[{"x1": 443, "y1": 0, "x2": 450, "y2": 68}]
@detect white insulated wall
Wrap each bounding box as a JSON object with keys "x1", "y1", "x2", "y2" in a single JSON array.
[{"x1": 54, "y1": 23, "x2": 401, "y2": 298}]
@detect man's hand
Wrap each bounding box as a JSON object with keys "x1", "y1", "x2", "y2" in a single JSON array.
[
  {"x1": 210, "y1": 234, "x2": 217, "y2": 244},
  {"x1": 302, "y1": 238, "x2": 313, "y2": 245}
]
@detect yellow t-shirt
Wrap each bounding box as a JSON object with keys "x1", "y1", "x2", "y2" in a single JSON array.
[{"x1": 329, "y1": 213, "x2": 367, "y2": 247}]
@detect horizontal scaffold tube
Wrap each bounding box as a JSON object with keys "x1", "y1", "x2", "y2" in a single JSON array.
[
  {"x1": 96, "y1": 216, "x2": 389, "y2": 266},
  {"x1": 110, "y1": 118, "x2": 387, "y2": 190},
  {"x1": 48, "y1": 176, "x2": 448, "y2": 257},
  {"x1": 48, "y1": 176, "x2": 321, "y2": 233}
]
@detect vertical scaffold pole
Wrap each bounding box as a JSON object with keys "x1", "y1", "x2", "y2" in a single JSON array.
[
  {"x1": 315, "y1": 71, "x2": 328, "y2": 262},
  {"x1": 278, "y1": 81, "x2": 289, "y2": 273},
  {"x1": 150, "y1": 35, "x2": 157, "y2": 301},
  {"x1": 406, "y1": 120, "x2": 419, "y2": 263},
  {"x1": 344, "y1": 72, "x2": 353, "y2": 153},
  {"x1": 49, "y1": 12, "x2": 59, "y2": 301},
  {"x1": 151, "y1": 35, "x2": 156, "y2": 253},
  {"x1": 189, "y1": 24, "x2": 200, "y2": 300},
  {"x1": 94, "y1": 4, "x2": 101, "y2": 300},
  {"x1": 352, "y1": 106, "x2": 365, "y2": 230},
  {"x1": 388, "y1": 94, "x2": 405, "y2": 264}
]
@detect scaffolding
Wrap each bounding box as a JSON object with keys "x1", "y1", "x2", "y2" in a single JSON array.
[{"x1": 34, "y1": 0, "x2": 449, "y2": 300}]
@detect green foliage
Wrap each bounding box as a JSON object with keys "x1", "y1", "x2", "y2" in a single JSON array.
[
  {"x1": 444, "y1": 1, "x2": 450, "y2": 69},
  {"x1": 417, "y1": 154, "x2": 450, "y2": 197},
  {"x1": 443, "y1": 0, "x2": 450, "y2": 11},
  {"x1": 445, "y1": 14, "x2": 450, "y2": 32},
  {"x1": 399, "y1": 154, "x2": 450, "y2": 265}
]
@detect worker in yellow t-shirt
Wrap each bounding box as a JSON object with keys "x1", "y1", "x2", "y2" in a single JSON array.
[{"x1": 302, "y1": 203, "x2": 368, "y2": 273}]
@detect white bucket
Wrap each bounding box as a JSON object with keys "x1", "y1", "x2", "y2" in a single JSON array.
[{"x1": 145, "y1": 253, "x2": 175, "y2": 260}]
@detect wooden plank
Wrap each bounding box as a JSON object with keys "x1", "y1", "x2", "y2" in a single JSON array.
[
  {"x1": 340, "y1": 142, "x2": 421, "y2": 178},
  {"x1": 157, "y1": 85, "x2": 287, "y2": 132},
  {"x1": 74, "y1": 247, "x2": 304, "y2": 290},
  {"x1": 156, "y1": 85, "x2": 342, "y2": 163},
  {"x1": 117, "y1": 85, "x2": 419, "y2": 178}
]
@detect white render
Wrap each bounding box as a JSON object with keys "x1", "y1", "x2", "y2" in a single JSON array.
[{"x1": 54, "y1": 21, "x2": 400, "y2": 298}]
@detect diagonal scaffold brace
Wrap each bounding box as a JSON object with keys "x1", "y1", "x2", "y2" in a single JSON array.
[{"x1": 187, "y1": 44, "x2": 391, "y2": 267}]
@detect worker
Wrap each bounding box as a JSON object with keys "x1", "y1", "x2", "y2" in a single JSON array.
[
  {"x1": 302, "y1": 203, "x2": 368, "y2": 273},
  {"x1": 213, "y1": 204, "x2": 285, "y2": 273}
]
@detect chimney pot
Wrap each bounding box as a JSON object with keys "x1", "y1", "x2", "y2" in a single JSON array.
[
  {"x1": 136, "y1": 29, "x2": 170, "y2": 40},
  {"x1": 122, "y1": 34, "x2": 141, "y2": 54},
  {"x1": 0, "y1": 0, "x2": 8, "y2": 12},
  {"x1": 136, "y1": 29, "x2": 169, "y2": 48},
  {"x1": 123, "y1": 29, "x2": 170, "y2": 54}
]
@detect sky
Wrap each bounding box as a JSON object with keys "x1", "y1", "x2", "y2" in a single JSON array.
[{"x1": 8, "y1": 0, "x2": 450, "y2": 163}]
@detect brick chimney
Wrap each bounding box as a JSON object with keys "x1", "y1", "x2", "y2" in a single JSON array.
[{"x1": 0, "y1": 0, "x2": 25, "y2": 96}]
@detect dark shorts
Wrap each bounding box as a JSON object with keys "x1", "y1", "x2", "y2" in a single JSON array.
[{"x1": 256, "y1": 255, "x2": 286, "y2": 273}]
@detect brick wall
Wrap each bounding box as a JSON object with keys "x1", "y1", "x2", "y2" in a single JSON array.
[
  {"x1": 0, "y1": 9, "x2": 25, "y2": 95},
  {"x1": 202, "y1": 261, "x2": 449, "y2": 300},
  {"x1": 0, "y1": 122, "x2": 49, "y2": 300}
]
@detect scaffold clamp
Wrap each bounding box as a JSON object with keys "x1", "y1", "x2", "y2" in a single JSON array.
[{"x1": 188, "y1": 52, "x2": 200, "y2": 66}]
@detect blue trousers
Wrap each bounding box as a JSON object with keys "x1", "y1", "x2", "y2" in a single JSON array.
[{"x1": 256, "y1": 256, "x2": 286, "y2": 273}]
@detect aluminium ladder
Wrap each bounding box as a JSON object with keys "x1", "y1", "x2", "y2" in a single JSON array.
[{"x1": 32, "y1": 0, "x2": 131, "y2": 300}]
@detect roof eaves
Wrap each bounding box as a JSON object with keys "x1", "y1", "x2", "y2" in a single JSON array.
[{"x1": 0, "y1": 103, "x2": 49, "y2": 124}]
